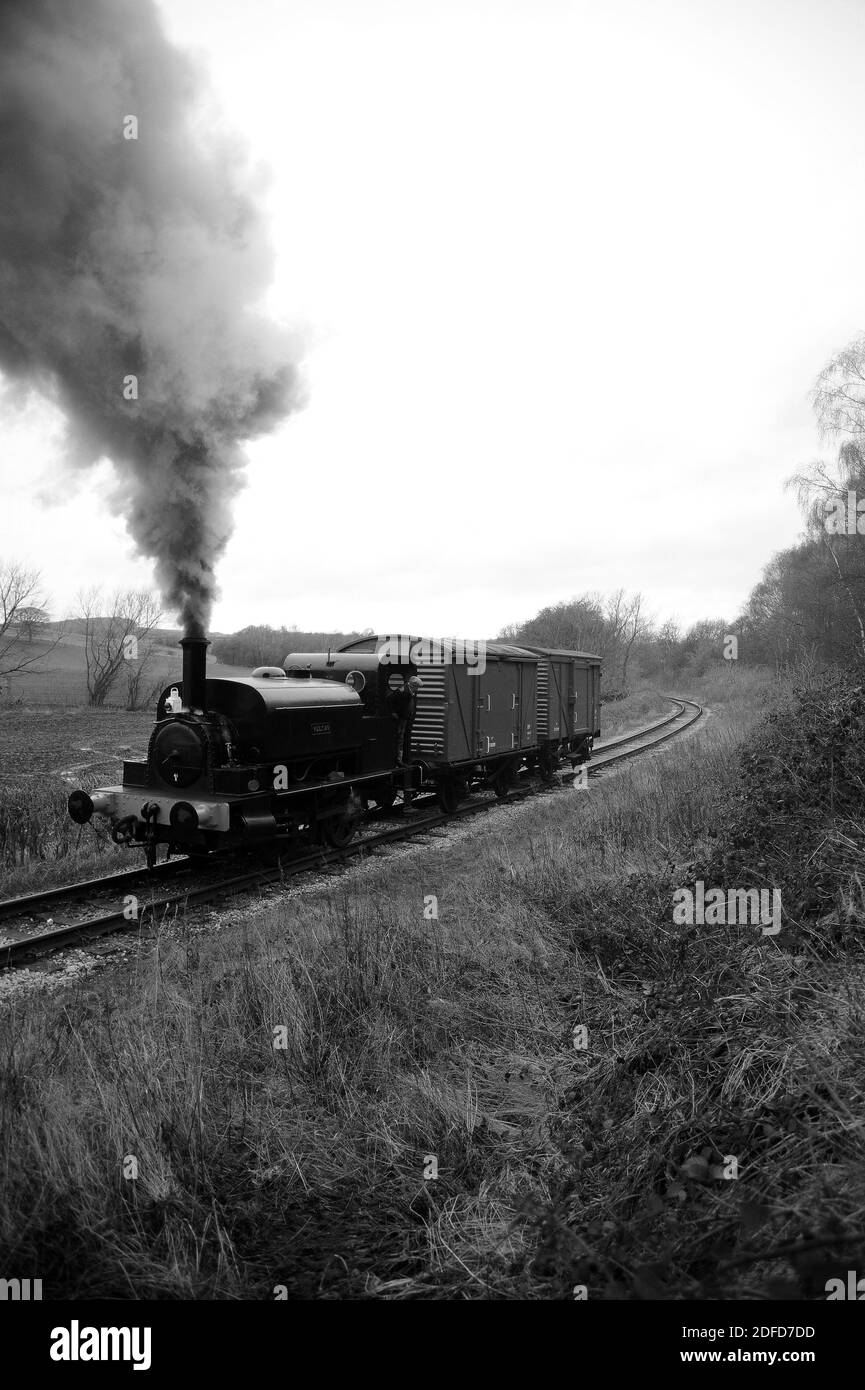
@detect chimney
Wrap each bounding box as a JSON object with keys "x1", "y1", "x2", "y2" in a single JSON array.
[{"x1": 180, "y1": 633, "x2": 209, "y2": 711}]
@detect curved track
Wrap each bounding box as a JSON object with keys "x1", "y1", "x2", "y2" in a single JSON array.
[
  {"x1": 0, "y1": 696, "x2": 704, "y2": 970},
  {"x1": 592, "y1": 697, "x2": 702, "y2": 769}
]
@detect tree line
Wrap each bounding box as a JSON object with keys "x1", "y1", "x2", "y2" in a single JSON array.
[
  {"x1": 499, "y1": 590, "x2": 645, "y2": 692},
  {"x1": 210, "y1": 625, "x2": 363, "y2": 668}
]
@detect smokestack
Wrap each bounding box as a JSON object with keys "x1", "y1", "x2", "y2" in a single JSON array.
[{"x1": 180, "y1": 633, "x2": 209, "y2": 713}]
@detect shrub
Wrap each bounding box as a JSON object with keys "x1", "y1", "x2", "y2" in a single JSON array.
[{"x1": 0, "y1": 772, "x2": 113, "y2": 874}]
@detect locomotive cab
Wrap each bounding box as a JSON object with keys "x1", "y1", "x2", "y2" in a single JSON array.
[{"x1": 285, "y1": 650, "x2": 411, "y2": 779}]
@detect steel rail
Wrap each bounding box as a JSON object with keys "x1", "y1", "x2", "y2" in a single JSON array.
[
  {"x1": 594, "y1": 699, "x2": 686, "y2": 752},
  {"x1": 0, "y1": 855, "x2": 192, "y2": 924}
]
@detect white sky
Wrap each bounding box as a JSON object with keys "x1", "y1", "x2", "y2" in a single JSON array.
[{"x1": 4, "y1": 0, "x2": 865, "y2": 637}]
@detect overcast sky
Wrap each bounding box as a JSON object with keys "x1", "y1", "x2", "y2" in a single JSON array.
[{"x1": 4, "y1": 0, "x2": 865, "y2": 638}]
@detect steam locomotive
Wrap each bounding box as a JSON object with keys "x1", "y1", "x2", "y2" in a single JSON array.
[{"x1": 67, "y1": 633, "x2": 601, "y2": 867}]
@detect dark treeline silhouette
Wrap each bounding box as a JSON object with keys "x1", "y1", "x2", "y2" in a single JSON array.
[
  {"x1": 738, "y1": 441, "x2": 865, "y2": 670},
  {"x1": 636, "y1": 618, "x2": 733, "y2": 681},
  {"x1": 733, "y1": 340, "x2": 865, "y2": 672},
  {"x1": 499, "y1": 590, "x2": 645, "y2": 692},
  {"x1": 212, "y1": 625, "x2": 363, "y2": 668},
  {"x1": 500, "y1": 597, "x2": 734, "y2": 690}
]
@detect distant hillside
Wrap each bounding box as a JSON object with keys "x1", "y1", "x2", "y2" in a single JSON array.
[
  {"x1": 51, "y1": 619, "x2": 362, "y2": 660},
  {"x1": 47, "y1": 619, "x2": 182, "y2": 646},
  {"x1": 0, "y1": 634, "x2": 244, "y2": 709},
  {"x1": 1, "y1": 622, "x2": 368, "y2": 709}
]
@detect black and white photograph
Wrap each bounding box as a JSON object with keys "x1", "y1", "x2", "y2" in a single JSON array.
[{"x1": 1, "y1": 0, "x2": 864, "y2": 1356}]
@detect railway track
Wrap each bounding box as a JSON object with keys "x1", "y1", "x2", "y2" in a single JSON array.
[
  {"x1": 0, "y1": 696, "x2": 703, "y2": 971},
  {"x1": 593, "y1": 697, "x2": 692, "y2": 754},
  {"x1": 592, "y1": 697, "x2": 703, "y2": 768}
]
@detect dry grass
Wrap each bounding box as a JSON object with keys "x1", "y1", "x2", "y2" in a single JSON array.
[
  {"x1": 1, "y1": 665, "x2": 864, "y2": 1298},
  {"x1": 0, "y1": 707, "x2": 155, "y2": 893},
  {"x1": 600, "y1": 687, "x2": 672, "y2": 737},
  {"x1": 0, "y1": 773, "x2": 116, "y2": 891}
]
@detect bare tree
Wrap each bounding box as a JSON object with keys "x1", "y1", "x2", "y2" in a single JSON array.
[
  {"x1": 499, "y1": 594, "x2": 609, "y2": 653},
  {"x1": 123, "y1": 636, "x2": 168, "y2": 711},
  {"x1": 78, "y1": 588, "x2": 163, "y2": 707},
  {"x1": 17, "y1": 604, "x2": 50, "y2": 642},
  {"x1": 786, "y1": 444, "x2": 865, "y2": 665},
  {"x1": 499, "y1": 590, "x2": 645, "y2": 685},
  {"x1": 619, "y1": 592, "x2": 645, "y2": 686},
  {"x1": 800, "y1": 340, "x2": 865, "y2": 663},
  {"x1": 657, "y1": 618, "x2": 682, "y2": 672},
  {"x1": 813, "y1": 336, "x2": 865, "y2": 441},
  {"x1": 0, "y1": 562, "x2": 63, "y2": 677}
]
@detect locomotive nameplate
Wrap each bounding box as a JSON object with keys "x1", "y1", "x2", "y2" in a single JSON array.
[{"x1": 311, "y1": 722, "x2": 332, "y2": 735}]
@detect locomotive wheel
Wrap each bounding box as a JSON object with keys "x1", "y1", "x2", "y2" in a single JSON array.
[
  {"x1": 319, "y1": 814, "x2": 357, "y2": 849},
  {"x1": 375, "y1": 787, "x2": 397, "y2": 811}
]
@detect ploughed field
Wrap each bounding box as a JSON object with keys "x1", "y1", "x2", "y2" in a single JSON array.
[{"x1": 0, "y1": 708, "x2": 153, "y2": 781}]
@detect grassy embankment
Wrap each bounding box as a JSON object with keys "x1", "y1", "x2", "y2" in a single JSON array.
[
  {"x1": 0, "y1": 709, "x2": 154, "y2": 896},
  {"x1": 597, "y1": 686, "x2": 673, "y2": 738},
  {"x1": 2, "y1": 664, "x2": 865, "y2": 1299}
]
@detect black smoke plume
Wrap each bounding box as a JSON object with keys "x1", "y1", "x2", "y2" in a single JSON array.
[{"x1": 0, "y1": 0, "x2": 304, "y2": 637}]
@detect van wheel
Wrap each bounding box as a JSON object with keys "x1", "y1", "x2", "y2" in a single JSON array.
[
  {"x1": 437, "y1": 779, "x2": 460, "y2": 814},
  {"x1": 494, "y1": 760, "x2": 519, "y2": 799},
  {"x1": 538, "y1": 750, "x2": 557, "y2": 785}
]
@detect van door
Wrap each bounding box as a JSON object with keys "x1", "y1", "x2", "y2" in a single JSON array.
[
  {"x1": 572, "y1": 662, "x2": 590, "y2": 733},
  {"x1": 518, "y1": 662, "x2": 536, "y2": 747},
  {"x1": 477, "y1": 661, "x2": 519, "y2": 756}
]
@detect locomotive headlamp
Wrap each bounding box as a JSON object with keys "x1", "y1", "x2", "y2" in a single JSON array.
[
  {"x1": 67, "y1": 790, "x2": 94, "y2": 824},
  {"x1": 170, "y1": 802, "x2": 199, "y2": 831}
]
